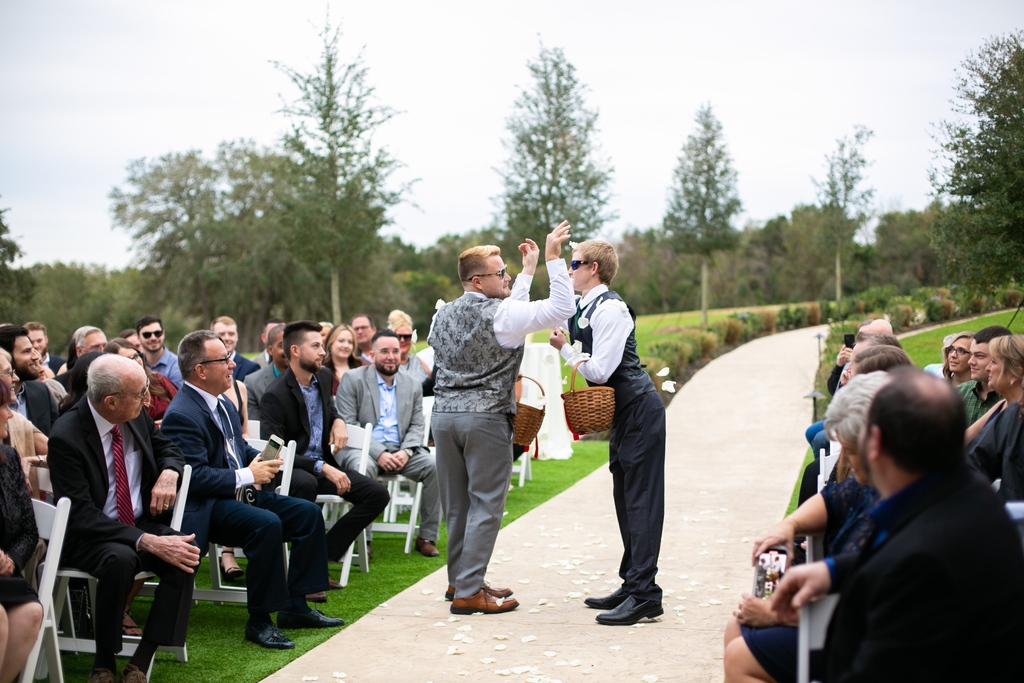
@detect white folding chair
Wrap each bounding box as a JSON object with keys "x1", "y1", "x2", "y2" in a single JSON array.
[
  {"x1": 196, "y1": 441, "x2": 295, "y2": 605},
  {"x1": 52, "y1": 466, "x2": 193, "y2": 665},
  {"x1": 797, "y1": 593, "x2": 840, "y2": 683},
  {"x1": 246, "y1": 420, "x2": 261, "y2": 439},
  {"x1": 19, "y1": 497, "x2": 70, "y2": 683},
  {"x1": 372, "y1": 473, "x2": 423, "y2": 554},
  {"x1": 322, "y1": 424, "x2": 372, "y2": 587},
  {"x1": 817, "y1": 443, "x2": 840, "y2": 492}
]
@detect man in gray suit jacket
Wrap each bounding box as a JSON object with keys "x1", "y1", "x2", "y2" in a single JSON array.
[
  {"x1": 244, "y1": 323, "x2": 286, "y2": 422},
  {"x1": 335, "y1": 329, "x2": 441, "y2": 557}
]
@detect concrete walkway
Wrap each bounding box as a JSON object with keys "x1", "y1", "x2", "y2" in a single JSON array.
[{"x1": 262, "y1": 325, "x2": 828, "y2": 683}]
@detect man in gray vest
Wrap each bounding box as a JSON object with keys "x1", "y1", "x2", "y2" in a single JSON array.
[
  {"x1": 429, "y1": 220, "x2": 574, "y2": 614},
  {"x1": 550, "y1": 239, "x2": 666, "y2": 626}
]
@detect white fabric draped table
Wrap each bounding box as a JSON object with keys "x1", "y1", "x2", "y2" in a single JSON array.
[{"x1": 518, "y1": 342, "x2": 574, "y2": 460}]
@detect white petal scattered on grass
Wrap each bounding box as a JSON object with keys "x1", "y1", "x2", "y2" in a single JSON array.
[
  {"x1": 673, "y1": 605, "x2": 686, "y2": 612},
  {"x1": 480, "y1": 658, "x2": 496, "y2": 665},
  {"x1": 462, "y1": 637, "x2": 475, "y2": 644},
  {"x1": 414, "y1": 611, "x2": 423, "y2": 616},
  {"x1": 537, "y1": 598, "x2": 550, "y2": 605},
  {"x1": 422, "y1": 589, "x2": 433, "y2": 595},
  {"x1": 446, "y1": 646, "x2": 464, "y2": 655},
  {"x1": 544, "y1": 651, "x2": 557, "y2": 657},
  {"x1": 609, "y1": 645, "x2": 621, "y2": 651},
  {"x1": 570, "y1": 660, "x2": 582, "y2": 667},
  {"x1": 332, "y1": 673, "x2": 346, "y2": 680},
  {"x1": 518, "y1": 578, "x2": 531, "y2": 584},
  {"x1": 436, "y1": 597, "x2": 446, "y2": 602},
  {"x1": 741, "y1": 537, "x2": 750, "y2": 543},
  {"x1": 494, "y1": 644, "x2": 508, "y2": 651},
  {"x1": 448, "y1": 616, "x2": 461, "y2": 622},
  {"x1": 379, "y1": 602, "x2": 389, "y2": 608},
  {"x1": 453, "y1": 633, "x2": 465, "y2": 641},
  {"x1": 708, "y1": 599, "x2": 723, "y2": 605},
  {"x1": 642, "y1": 675, "x2": 659, "y2": 682},
  {"x1": 675, "y1": 618, "x2": 686, "y2": 624},
  {"x1": 521, "y1": 635, "x2": 537, "y2": 643},
  {"x1": 523, "y1": 542, "x2": 535, "y2": 548},
  {"x1": 494, "y1": 669, "x2": 511, "y2": 676},
  {"x1": 528, "y1": 608, "x2": 541, "y2": 613},
  {"x1": 457, "y1": 625, "x2": 473, "y2": 632},
  {"x1": 493, "y1": 634, "x2": 509, "y2": 640},
  {"x1": 656, "y1": 366, "x2": 671, "y2": 377},
  {"x1": 717, "y1": 585, "x2": 729, "y2": 590},
  {"x1": 434, "y1": 621, "x2": 447, "y2": 627},
  {"x1": 661, "y1": 381, "x2": 676, "y2": 393}
]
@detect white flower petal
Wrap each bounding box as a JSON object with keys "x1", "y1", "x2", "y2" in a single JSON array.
[
  {"x1": 422, "y1": 589, "x2": 433, "y2": 595},
  {"x1": 661, "y1": 380, "x2": 676, "y2": 393},
  {"x1": 521, "y1": 635, "x2": 537, "y2": 643},
  {"x1": 332, "y1": 673, "x2": 346, "y2": 679},
  {"x1": 642, "y1": 676, "x2": 659, "y2": 683},
  {"x1": 435, "y1": 298, "x2": 447, "y2": 310},
  {"x1": 480, "y1": 658, "x2": 497, "y2": 665},
  {"x1": 656, "y1": 366, "x2": 671, "y2": 377},
  {"x1": 544, "y1": 651, "x2": 557, "y2": 657},
  {"x1": 302, "y1": 677, "x2": 318, "y2": 681},
  {"x1": 446, "y1": 646, "x2": 463, "y2": 655},
  {"x1": 492, "y1": 634, "x2": 509, "y2": 640},
  {"x1": 494, "y1": 644, "x2": 507, "y2": 651}
]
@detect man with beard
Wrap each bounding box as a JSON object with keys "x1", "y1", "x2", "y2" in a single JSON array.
[
  {"x1": 335, "y1": 329, "x2": 441, "y2": 557},
  {"x1": 260, "y1": 320, "x2": 389, "y2": 566},
  {"x1": 0, "y1": 324, "x2": 59, "y2": 435}
]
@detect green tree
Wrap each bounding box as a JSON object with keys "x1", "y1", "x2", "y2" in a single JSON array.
[
  {"x1": 275, "y1": 18, "x2": 405, "y2": 324},
  {"x1": 662, "y1": 104, "x2": 742, "y2": 325},
  {"x1": 874, "y1": 204, "x2": 942, "y2": 291},
  {"x1": 813, "y1": 125, "x2": 874, "y2": 301},
  {"x1": 0, "y1": 201, "x2": 34, "y2": 322},
  {"x1": 933, "y1": 31, "x2": 1024, "y2": 285},
  {"x1": 498, "y1": 44, "x2": 615, "y2": 243}
]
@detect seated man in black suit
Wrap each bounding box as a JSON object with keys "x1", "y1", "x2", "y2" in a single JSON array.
[
  {"x1": 161, "y1": 330, "x2": 343, "y2": 650},
  {"x1": 212, "y1": 315, "x2": 260, "y2": 381},
  {"x1": 260, "y1": 321, "x2": 389, "y2": 563},
  {"x1": 0, "y1": 324, "x2": 59, "y2": 435},
  {"x1": 773, "y1": 368, "x2": 1024, "y2": 682},
  {"x1": 48, "y1": 354, "x2": 199, "y2": 683},
  {"x1": 25, "y1": 321, "x2": 66, "y2": 376}
]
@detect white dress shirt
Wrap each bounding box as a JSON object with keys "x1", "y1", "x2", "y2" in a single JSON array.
[
  {"x1": 464, "y1": 259, "x2": 575, "y2": 349},
  {"x1": 559, "y1": 284, "x2": 635, "y2": 385},
  {"x1": 87, "y1": 401, "x2": 144, "y2": 521},
  {"x1": 184, "y1": 382, "x2": 255, "y2": 488}
]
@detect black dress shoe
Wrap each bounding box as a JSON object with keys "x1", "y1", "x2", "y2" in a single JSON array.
[
  {"x1": 595, "y1": 596, "x2": 664, "y2": 626},
  {"x1": 277, "y1": 608, "x2": 345, "y2": 629},
  {"x1": 245, "y1": 621, "x2": 295, "y2": 649},
  {"x1": 584, "y1": 587, "x2": 629, "y2": 610}
]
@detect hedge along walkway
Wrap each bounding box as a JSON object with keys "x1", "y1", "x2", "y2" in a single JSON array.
[{"x1": 261, "y1": 324, "x2": 828, "y2": 683}]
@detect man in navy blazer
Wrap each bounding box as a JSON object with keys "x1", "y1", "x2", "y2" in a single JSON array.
[
  {"x1": 161, "y1": 330, "x2": 343, "y2": 651},
  {"x1": 49, "y1": 354, "x2": 199, "y2": 683},
  {"x1": 773, "y1": 369, "x2": 1024, "y2": 682}
]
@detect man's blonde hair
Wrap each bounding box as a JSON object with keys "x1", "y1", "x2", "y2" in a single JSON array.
[
  {"x1": 211, "y1": 315, "x2": 236, "y2": 328},
  {"x1": 458, "y1": 245, "x2": 501, "y2": 283},
  {"x1": 577, "y1": 240, "x2": 618, "y2": 285}
]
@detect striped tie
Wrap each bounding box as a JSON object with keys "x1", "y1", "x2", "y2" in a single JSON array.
[{"x1": 110, "y1": 424, "x2": 135, "y2": 526}]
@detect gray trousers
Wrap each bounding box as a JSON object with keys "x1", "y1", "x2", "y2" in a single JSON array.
[
  {"x1": 432, "y1": 412, "x2": 513, "y2": 598},
  {"x1": 340, "y1": 444, "x2": 441, "y2": 541}
]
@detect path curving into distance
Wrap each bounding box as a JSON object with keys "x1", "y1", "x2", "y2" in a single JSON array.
[{"x1": 262, "y1": 324, "x2": 828, "y2": 683}]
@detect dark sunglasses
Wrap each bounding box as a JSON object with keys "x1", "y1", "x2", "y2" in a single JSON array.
[
  {"x1": 570, "y1": 260, "x2": 592, "y2": 270},
  {"x1": 396, "y1": 334, "x2": 413, "y2": 342},
  {"x1": 141, "y1": 329, "x2": 164, "y2": 339},
  {"x1": 471, "y1": 266, "x2": 507, "y2": 280}
]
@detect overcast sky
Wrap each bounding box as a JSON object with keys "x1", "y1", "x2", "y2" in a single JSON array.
[{"x1": 2, "y1": 1, "x2": 1021, "y2": 269}]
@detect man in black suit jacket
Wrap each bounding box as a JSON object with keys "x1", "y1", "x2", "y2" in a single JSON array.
[
  {"x1": 48, "y1": 354, "x2": 199, "y2": 683},
  {"x1": 261, "y1": 321, "x2": 389, "y2": 562},
  {"x1": 212, "y1": 315, "x2": 260, "y2": 381},
  {"x1": 0, "y1": 324, "x2": 60, "y2": 435},
  {"x1": 774, "y1": 369, "x2": 1024, "y2": 682},
  {"x1": 161, "y1": 330, "x2": 343, "y2": 651}
]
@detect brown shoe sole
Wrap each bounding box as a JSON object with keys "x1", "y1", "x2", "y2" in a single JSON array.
[
  {"x1": 445, "y1": 584, "x2": 514, "y2": 601},
  {"x1": 450, "y1": 597, "x2": 519, "y2": 615}
]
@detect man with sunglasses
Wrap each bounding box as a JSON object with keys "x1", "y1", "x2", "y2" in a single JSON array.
[
  {"x1": 549, "y1": 239, "x2": 666, "y2": 626},
  {"x1": 137, "y1": 315, "x2": 182, "y2": 389},
  {"x1": 429, "y1": 220, "x2": 574, "y2": 615}
]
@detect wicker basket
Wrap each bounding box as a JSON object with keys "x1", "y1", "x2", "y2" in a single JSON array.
[
  {"x1": 512, "y1": 374, "x2": 546, "y2": 447},
  {"x1": 561, "y1": 360, "x2": 615, "y2": 434}
]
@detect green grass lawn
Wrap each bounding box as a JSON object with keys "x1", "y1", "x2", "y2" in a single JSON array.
[
  {"x1": 57, "y1": 442, "x2": 609, "y2": 683},
  {"x1": 899, "y1": 310, "x2": 1024, "y2": 367}
]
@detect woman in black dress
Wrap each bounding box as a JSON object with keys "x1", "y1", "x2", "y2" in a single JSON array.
[{"x1": 0, "y1": 376, "x2": 44, "y2": 683}]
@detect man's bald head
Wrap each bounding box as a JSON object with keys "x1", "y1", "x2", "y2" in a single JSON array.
[
  {"x1": 865, "y1": 368, "x2": 965, "y2": 475},
  {"x1": 87, "y1": 354, "x2": 149, "y2": 423},
  {"x1": 859, "y1": 318, "x2": 894, "y2": 336}
]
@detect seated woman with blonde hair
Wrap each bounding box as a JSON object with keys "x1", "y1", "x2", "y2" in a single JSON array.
[{"x1": 387, "y1": 310, "x2": 433, "y2": 395}]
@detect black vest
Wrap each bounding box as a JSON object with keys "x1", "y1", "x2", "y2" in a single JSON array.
[{"x1": 569, "y1": 290, "x2": 654, "y2": 414}]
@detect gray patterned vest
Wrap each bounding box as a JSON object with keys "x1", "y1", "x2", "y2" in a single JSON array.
[
  {"x1": 430, "y1": 293, "x2": 525, "y2": 414},
  {"x1": 570, "y1": 290, "x2": 655, "y2": 414}
]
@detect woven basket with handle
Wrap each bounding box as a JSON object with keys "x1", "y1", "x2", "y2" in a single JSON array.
[
  {"x1": 561, "y1": 360, "x2": 615, "y2": 434},
  {"x1": 512, "y1": 374, "x2": 546, "y2": 447}
]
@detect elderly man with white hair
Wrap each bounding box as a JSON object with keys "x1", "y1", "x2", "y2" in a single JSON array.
[{"x1": 48, "y1": 354, "x2": 199, "y2": 683}]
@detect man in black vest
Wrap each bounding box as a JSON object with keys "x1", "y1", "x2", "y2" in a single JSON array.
[{"x1": 549, "y1": 239, "x2": 666, "y2": 626}]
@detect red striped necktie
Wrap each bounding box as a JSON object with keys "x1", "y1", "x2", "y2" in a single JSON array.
[{"x1": 110, "y1": 424, "x2": 135, "y2": 526}]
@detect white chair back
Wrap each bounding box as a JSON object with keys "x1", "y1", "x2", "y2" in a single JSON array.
[
  {"x1": 170, "y1": 465, "x2": 191, "y2": 531},
  {"x1": 276, "y1": 440, "x2": 297, "y2": 496},
  {"x1": 36, "y1": 467, "x2": 52, "y2": 495},
  {"x1": 797, "y1": 593, "x2": 840, "y2": 683},
  {"x1": 421, "y1": 397, "x2": 434, "y2": 448},
  {"x1": 247, "y1": 419, "x2": 261, "y2": 439},
  {"x1": 20, "y1": 497, "x2": 71, "y2": 683},
  {"x1": 346, "y1": 423, "x2": 373, "y2": 475}
]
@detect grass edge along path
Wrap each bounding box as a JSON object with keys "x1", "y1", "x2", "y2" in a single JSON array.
[{"x1": 55, "y1": 441, "x2": 610, "y2": 683}]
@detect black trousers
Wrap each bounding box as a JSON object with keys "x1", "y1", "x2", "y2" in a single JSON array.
[
  {"x1": 208, "y1": 491, "x2": 329, "y2": 615},
  {"x1": 609, "y1": 391, "x2": 666, "y2": 602},
  {"x1": 64, "y1": 520, "x2": 194, "y2": 656},
  {"x1": 288, "y1": 468, "x2": 390, "y2": 562}
]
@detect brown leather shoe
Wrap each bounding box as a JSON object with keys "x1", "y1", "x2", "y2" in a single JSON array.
[
  {"x1": 306, "y1": 591, "x2": 327, "y2": 603},
  {"x1": 415, "y1": 537, "x2": 440, "y2": 557},
  {"x1": 445, "y1": 581, "x2": 513, "y2": 602},
  {"x1": 88, "y1": 668, "x2": 115, "y2": 683},
  {"x1": 121, "y1": 663, "x2": 147, "y2": 683},
  {"x1": 328, "y1": 579, "x2": 343, "y2": 590},
  {"x1": 451, "y1": 588, "x2": 519, "y2": 615}
]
